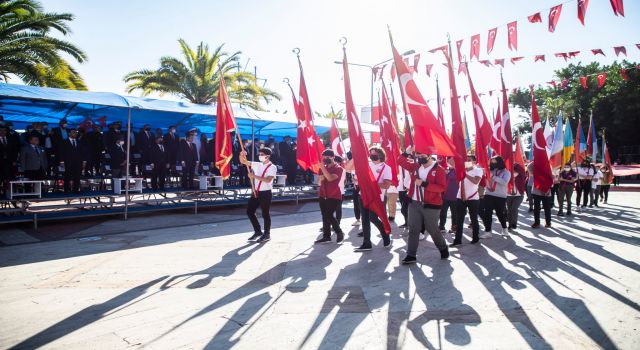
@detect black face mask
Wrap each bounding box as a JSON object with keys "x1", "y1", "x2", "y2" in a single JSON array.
[
  {"x1": 417, "y1": 157, "x2": 428, "y2": 165},
  {"x1": 490, "y1": 163, "x2": 496, "y2": 170},
  {"x1": 323, "y1": 158, "x2": 333, "y2": 165},
  {"x1": 144, "y1": 127, "x2": 150, "y2": 131},
  {"x1": 369, "y1": 154, "x2": 379, "y2": 162}
]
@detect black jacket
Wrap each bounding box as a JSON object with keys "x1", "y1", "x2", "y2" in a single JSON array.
[
  {"x1": 178, "y1": 140, "x2": 198, "y2": 165},
  {"x1": 60, "y1": 138, "x2": 88, "y2": 169}
]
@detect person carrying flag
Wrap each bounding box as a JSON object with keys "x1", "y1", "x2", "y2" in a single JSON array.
[
  {"x1": 240, "y1": 148, "x2": 277, "y2": 243},
  {"x1": 314, "y1": 149, "x2": 345, "y2": 244},
  {"x1": 451, "y1": 155, "x2": 483, "y2": 247}
]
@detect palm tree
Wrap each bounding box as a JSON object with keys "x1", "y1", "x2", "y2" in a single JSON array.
[
  {"x1": 124, "y1": 39, "x2": 280, "y2": 110},
  {"x1": 0, "y1": 0, "x2": 88, "y2": 89}
]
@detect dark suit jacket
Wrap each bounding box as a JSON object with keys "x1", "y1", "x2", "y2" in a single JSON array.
[
  {"x1": 178, "y1": 140, "x2": 198, "y2": 166},
  {"x1": 108, "y1": 144, "x2": 127, "y2": 170},
  {"x1": 0, "y1": 136, "x2": 19, "y2": 164},
  {"x1": 149, "y1": 144, "x2": 168, "y2": 169},
  {"x1": 20, "y1": 144, "x2": 48, "y2": 171},
  {"x1": 60, "y1": 139, "x2": 88, "y2": 170},
  {"x1": 50, "y1": 127, "x2": 68, "y2": 153},
  {"x1": 163, "y1": 132, "x2": 179, "y2": 164},
  {"x1": 136, "y1": 130, "x2": 155, "y2": 154}
]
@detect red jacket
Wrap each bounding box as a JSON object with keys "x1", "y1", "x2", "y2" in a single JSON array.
[{"x1": 397, "y1": 154, "x2": 446, "y2": 208}]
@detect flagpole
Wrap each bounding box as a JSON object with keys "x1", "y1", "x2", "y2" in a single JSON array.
[
  {"x1": 387, "y1": 26, "x2": 413, "y2": 149},
  {"x1": 218, "y1": 65, "x2": 256, "y2": 197},
  {"x1": 293, "y1": 48, "x2": 323, "y2": 163}
]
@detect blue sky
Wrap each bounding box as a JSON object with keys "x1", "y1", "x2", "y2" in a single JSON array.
[{"x1": 44, "y1": 0, "x2": 639, "y2": 132}]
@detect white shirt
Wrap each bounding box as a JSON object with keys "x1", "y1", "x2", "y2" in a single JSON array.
[
  {"x1": 457, "y1": 166, "x2": 483, "y2": 200},
  {"x1": 250, "y1": 161, "x2": 277, "y2": 191},
  {"x1": 577, "y1": 166, "x2": 594, "y2": 178},
  {"x1": 411, "y1": 163, "x2": 435, "y2": 201},
  {"x1": 370, "y1": 162, "x2": 392, "y2": 201},
  {"x1": 591, "y1": 170, "x2": 603, "y2": 188},
  {"x1": 338, "y1": 167, "x2": 346, "y2": 195}
]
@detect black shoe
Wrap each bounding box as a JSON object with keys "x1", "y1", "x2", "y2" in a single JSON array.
[
  {"x1": 449, "y1": 241, "x2": 462, "y2": 247},
  {"x1": 557, "y1": 212, "x2": 564, "y2": 216},
  {"x1": 248, "y1": 232, "x2": 262, "y2": 242},
  {"x1": 314, "y1": 237, "x2": 332, "y2": 244},
  {"x1": 257, "y1": 235, "x2": 270, "y2": 243},
  {"x1": 336, "y1": 233, "x2": 344, "y2": 244},
  {"x1": 440, "y1": 248, "x2": 450, "y2": 259},
  {"x1": 357, "y1": 232, "x2": 364, "y2": 237},
  {"x1": 354, "y1": 244, "x2": 372, "y2": 252},
  {"x1": 382, "y1": 234, "x2": 391, "y2": 248},
  {"x1": 589, "y1": 205, "x2": 593, "y2": 208},
  {"x1": 402, "y1": 255, "x2": 417, "y2": 264},
  {"x1": 567, "y1": 211, "x2": 572, "y2": 216},
  {"x1": 388, "y1": 216, "x2": 395, "y2": 222},
  {"x1": 471, "y1": 238, "x2": 480, "y2": 244},
  {"x1": 398, "y1": 224, "x2": 407, "y2": 228}
]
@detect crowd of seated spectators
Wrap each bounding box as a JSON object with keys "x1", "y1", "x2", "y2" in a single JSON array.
[{"x1": 0, "y1": 117, "x2": 319, "y2": 198}]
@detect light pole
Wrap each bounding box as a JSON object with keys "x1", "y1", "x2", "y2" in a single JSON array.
[{"x1": 334, "y1": 49, "x2": 415, "y2": 122}]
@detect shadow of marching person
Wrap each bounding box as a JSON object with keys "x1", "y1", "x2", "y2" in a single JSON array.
[{"x1": 9, "y1": 275, "x2": 169, "y2": 350}]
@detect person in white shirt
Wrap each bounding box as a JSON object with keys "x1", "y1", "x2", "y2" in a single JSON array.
[
  {"x1": 451, "y1": 155, "x2": 483, "y2": 247},
  {"x1": 353, "y1": 146, "x2": 392, "y2": 251},
  {"x1": 590, "y1": 164, "x2": 603, "y2": 208},
  {"x1": 240, "y1": 148, "x2": 277, "y2": 243},
  {"x1": 576, "y1": 159, "x2": 594, "y2": 209},
  {"x1": 398, "y1": 165, "x2": 412, "y2": 229}
]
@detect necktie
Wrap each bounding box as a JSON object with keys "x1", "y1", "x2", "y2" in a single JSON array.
[
  {"x1": 72, "y1": 140, "x2": 76, "y2": 147},
  {"x1": 160, "y1": 145, "x2": 164, "y2": 152},
  {"x1": 34, "y1": 146, "x2": 39, "y2": 155}
]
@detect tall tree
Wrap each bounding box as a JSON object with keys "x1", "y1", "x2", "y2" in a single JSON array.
[
  {"x1": 509, "y1": 61, "x2": 639, "y2": 161},
  {"x1": 0, "y1": 0, "x2": 88, "y2": 89},
  {"x1": 124, "y1": 40, "x2": 280, "y2": 110}
]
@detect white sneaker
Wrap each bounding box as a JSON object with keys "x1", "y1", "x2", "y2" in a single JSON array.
[
  {"x1": 419, "y1": 233, "x2": 426, "y2": 240},
  {"x1": 479, "y1": 232, "x2": 493, "y2": 239},
  {"x1": 352, "y1": 220, "x2": 361, "y2": 226},
  {"x1": 501, "y1": 228, "x2": 509, "y2": 235}
]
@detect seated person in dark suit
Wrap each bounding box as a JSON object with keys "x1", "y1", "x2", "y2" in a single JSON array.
[
  {"x1": 60, "y1": 129, "x2": 88, "y2": 194},
  {"x1": 148, "y1": 136, "x2": 169, "y2": 191}
]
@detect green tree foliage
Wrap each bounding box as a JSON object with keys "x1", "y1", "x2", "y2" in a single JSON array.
[
  {"x1": 124, "y1": 40, "x2": 280, "y2": 110},
  {"x1": 0, "y1": 0, "x2": 88, "y2": 89},
  {"x1": 509, "y1": 61, "x2": 640, "y2": 160}
]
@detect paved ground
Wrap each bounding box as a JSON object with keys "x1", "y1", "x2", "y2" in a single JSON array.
[{"x1": 0, "y1": 192, "x2": 638, "y2": 349}]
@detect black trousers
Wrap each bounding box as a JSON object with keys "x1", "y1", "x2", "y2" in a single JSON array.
[
  {"x1": 439, "y1": 198, "x2": 457, "y2": 230},
  {"x1": 247, "y1": 190, "x2": 272, "y2": 236},
  {"x1": 360, "y1": 197, "x2": 386, "y2": 245},
  {"x1": 352, "y1": 186, "x2": 361, "y2": 220},
  {"x1": 454, "y1": 199, "x2": 480, "y2": 243},
  {"x1": 399, "y1": 190, "x2": 410, "y2": 225},
  {"x1": 336, "y1": 195, "x2": 343, "y2": 223},
  {"x1": 64, "y1": 166, "x2": 82, "y2": 193},
  {"x1": 319, "y1": 197, "x2": 343, "y2": 238},
  {"x1": 24, "y1": 169, "x2": 46, "y2": 180},
  {"x1": 533, "y1": 194, "x2": 551, "y2": 225},
  {"x1": 576, "y1": 180, "x2": 591, "y2": 207},
  {"x1": 151, "y1": 167, "x2": 166, "y2": 190},
  {"x1": 550, "y1": 184, "x2": 560, "y2": 208},
  {"x1": 600, "y1": 185, "x2": 610, "y2": 202},
  {"x1": 482, "y1": 195, "x2": 508, "y2": 231},
  {"x1": 181, "y1": 163, "x2": 195, "y2": 189}
]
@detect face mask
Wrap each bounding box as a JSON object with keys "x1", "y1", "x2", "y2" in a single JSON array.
[
  {"x1": 490, "y1": 163, "x2": 496, "y2": 170},
  {"x1": 564, "y1": 167, "x2": 570, "y2": 171},
  {"x1": 144, "y1": 127, "x2": 150, "y2": 131},
  {"x1": 117, "y1": 141, "x2": 124, "y2": 146},
  {"x1": 259, "y1": 155, "x2": 267, "y2": 162},
  {"x1": 369, "y1": 154, "x2": 379, "y2": 162},
  {"x1": 465, "y1": 161, "x2": 473, "y2": 168},
  {"x1": 323, "y1": 158, "x2": 333, "y2": 165},
  {"x1": 417, "y1": 157, "x2": 428, "y2": 165}
]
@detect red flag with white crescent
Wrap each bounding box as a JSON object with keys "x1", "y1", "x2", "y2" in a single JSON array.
[
  {"x1": 614, "y1": 46, "x2": 627, "y2": 57},
  {"x1": 528, "y1": 12, "x2": 542, "y2": 23},
  {"x1": 470, "y1": 34, "x2": 480, "y2": 61},
  {"x1": 456, "y1": 40, "x2": 464, "y2": 63},
  {"x1": 491, "y1": 101, "x2": 502, "y2": 155},
  {"x1": 530, "y1": 89, "x2": 553, "y2": 192},
  {"x1": 548, "y1": 5, "x2": 563, "y2": 32},
  {"x1": 507, "y1": 21, "x2": 518, "y2": 50},
  {"x1": 609, "y1": 0, "x2": 625, "y2": 16},
  {"x1": 215, "y1": 76, "x2": 237, "y2": 179},
  {"x1": 500, "y1": 75, "x2": 514, "y2": 184},
  {"x1": 296, "y1": 68, "x2": 321, "y2": 173},
  {"x1": 597, "y1": 72, "x2": 607, "y2": 88},
  {"x1": 379, "y1": 87, "x2": 401, "y2": 186},
  {"x1": 442, "y1": 50, "x2": 468, "y2": 181},
  {"x1": 487, "y1": 28, "x2": 497, "y2": 54},
  {"x1": 578, "y1": 0, "x2": 590, "y2": 25},
  {"x1": 329, "y1": 117, "x2": 344, "y2": 158}
]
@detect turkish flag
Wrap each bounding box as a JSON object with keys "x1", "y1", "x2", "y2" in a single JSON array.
[
  {"x1": 500, "y1": 75, "x2": 514, "y2": 185},
  {"x1": 510, "y1": 57, "x2": 524, "y2": 64},
  {"x1": 528, "y1": 12, "x2": 542, "y2": 23},
  {"x1": 530, "y1": 89, "x2": 553, "y2": 192},
  {"x1": 578, "y1": 0, "x2": 590, "y2": 25},
  {"x1": 620, "y1": 68, "x2": 628, "y2": 80},
  {"x1": 586, "y1": 113, "x2": 595, "y2": 158},
  {"x1": 470, "y1": 34, "x2": 480, "y2": 61},
  {"x1": 604, "y1": 140, "x2": 614, "y2": 181},
  {"x1": 591, "y1": 49, "x2": 605, "y2": 56},
  {"x1": 597, "y1": 72, "x2": 607, "y2": 88},
  {"x1": 507, "y1": 21, "x2": 518, "y2": 50},
  {"x1": 379, "y1": 87, "x2": 401, "y2": 186},
  {"x1": 467, "y1": 66, "x2": 491, "y2": 174},
  {"x1": 215, "y1": 75, "x2": 237, "y2": 179},
  {"x1": 548, "y1": 5, "x2": 563, "y2": 32},
  {"x1": 609, "y1": 0, "x2": 625, "y2": 16},
  {"x1": 568, "y1": 51, "x2": 580, "y2": 58},
  {"x1": 555, "y1": 52, "x2": 569, "y2": 61},
  {"x1": 580, "y1": 76, "x2": 588, "y2": 89},
  {"x1": 413, "y1": 54, "x2": 421, "y2": 73},
  {"x1": 393, "y1": 46, "x2": 456, "y2": 156},
  {"x1": 491, "y1": 101, "x2": 502, "y2": 155},
  {"x1": 443, "y1": 51, "x2": 468, "y2": 181},
  {"x1": 296, "y1": 69, "x2": 321, "y2": 173},
  {"x1": 329, "y1": 117, "x2": 344, "y2": 158},
  {"x1": 514, "y1": 131, "x2": 526, "y2": 169},
  {"x1": 487, "y1": 28, "x2": 497, "y2": 54},
  {"x1": 535, "y1": 55, "x2": 545, "y2": 62},
  {"x1": 614, "y1": 46, "x2": 627, "y2": 57},
  {"x1": 341, "y1": 48, "x2": 390, "y2": 234},
  {"x1": 456, "y1": 39, "x2": 464, "y2": 63},
  {"x1": 494, "y1": 59, "x2": 505, "y2": 67},
  {"x1": 425, "y1": 64, "x2": 433, "y2": 77},
  {"x1": 436, "y1": 80, "x2": 445, "y2": 129}
]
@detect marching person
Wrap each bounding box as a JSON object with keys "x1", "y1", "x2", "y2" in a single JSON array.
[
  {"x1": 450, "y1": 155, "x2": 483, "y2": 247},
  {"x1": 576, "y1": 159, "x2": 594, "y2": 211},
  {"x1": 397, "y1": 162, "x2": 411, "y2": 229},
  {"x1": 530, "y1": 162, "x2": 552, "y2": 228},
  {"x1": 600, "y1": 165, "x2": 612, "y2": 204},
  {"x1": 439, "y1": 157, "x2": 458, "y2": 234},
  {"x1": 591, "y1": 164, "x2": 603, "y2": 207},
  {"x1": 398, "y1": 147, "x2": 449, "y2": 264},
  {"x1": 240, "y1": 148, "x2": 277, "y2": 243},
  {"x1": 334, "y1": 155, "x2": 346, "y2": 225},
  {"x1": 315, "y1": 149, "x2": 345, "y2": 244},
  {"x1": 346, "y1": 151, "x2": 361, "y2": 227},
  {"x1": 506, "y1": 163, "x2": 526, "y2": 232},
  {"x1": 557, "y1": 162, "x2": 577, "y2": 216},
  {"x1": 481, "y1": 156, "x2": 511, "y2": 238},
  {"x1": 352, "y1": 146, "x2": 392, "y2": 252}
]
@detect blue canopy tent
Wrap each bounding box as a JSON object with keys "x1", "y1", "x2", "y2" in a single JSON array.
[{"x1": 0, "y1": 83, "x2": 377, "y2": 138}]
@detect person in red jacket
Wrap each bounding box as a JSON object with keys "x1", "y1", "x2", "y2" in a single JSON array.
[{"x1": 397, "y1": 146, "x2": 449, "y2": 264}]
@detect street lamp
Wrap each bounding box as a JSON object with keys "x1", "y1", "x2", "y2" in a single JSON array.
[{"x1": 334, "y1": 49, "x2": 415, "y2": 122}]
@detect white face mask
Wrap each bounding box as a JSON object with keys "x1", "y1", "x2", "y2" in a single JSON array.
[
  {"x1": 259, "y1": 155, "x2": 267, "y2": 162},
  {"x1": 564, "y1": 167, "x2": 570, "y2": 171},
  {"x1": 117, "y1": 141, "x2": 124, "y2": 146},
  {"x1": 464, "y1": 161, "x2": 472, "y2": 168}
]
